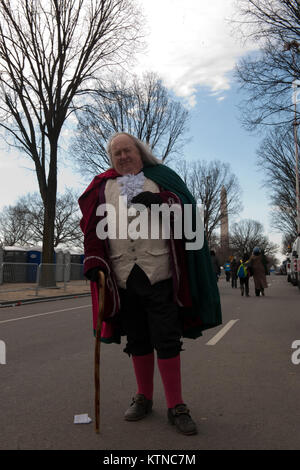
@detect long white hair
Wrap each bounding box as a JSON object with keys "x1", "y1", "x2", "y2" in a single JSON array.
[{"x1": 107, "y1": 132, "x2": 161, "y2": 168}]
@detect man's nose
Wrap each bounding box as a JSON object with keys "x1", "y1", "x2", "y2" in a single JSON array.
[{"x1": 120, "y1": 151, "x2": 128, "y2": 159}]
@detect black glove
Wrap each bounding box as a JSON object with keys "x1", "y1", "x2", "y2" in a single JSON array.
[
  {"x1": 85, "y1": 267, "x2": 102, "y2": 282},
  {"x1": 131, "y1": 191, "x2": 162, "y2": 208}
]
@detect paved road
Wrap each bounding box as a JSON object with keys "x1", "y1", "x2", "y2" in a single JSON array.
[{"x1": 0, "y1": 275, "x2": 300, "y2": 450}]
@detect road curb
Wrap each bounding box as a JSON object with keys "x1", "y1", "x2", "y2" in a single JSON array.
[{"x1": 0, "y1": 292, "x2": 91, "y2": 308}]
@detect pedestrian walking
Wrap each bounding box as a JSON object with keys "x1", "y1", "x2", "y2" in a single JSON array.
[
  {"x1": 78, "y1": 132, "x2": 222, "y2": 436},
  {"x1": 230, "y1": 258, "x2": 238, "y2": 288},
  {"x1": 249, "y1": 247, "x2": 268, "y2": 296},
  {"x1": 210, "y1": 250, "x2": 221, "y2": 282},
  {"x1": 237, "y1": 255, "x2": 250, "y2": 297},
  {"x1": 224, "y1": 260, "x2": 231, "y2": 282}
]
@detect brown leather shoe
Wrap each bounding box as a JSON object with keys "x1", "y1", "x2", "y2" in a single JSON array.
[
  {"x1": 168, "y1": 404, "x2": 198, "y2": 435},
  {"x1": 124, "y1": 394, "x2": 153, "y2": 421}
]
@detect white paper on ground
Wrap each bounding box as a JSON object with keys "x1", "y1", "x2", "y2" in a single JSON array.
[{"x1": 74, "y1": 413, "x2": 92, "y2": 424}]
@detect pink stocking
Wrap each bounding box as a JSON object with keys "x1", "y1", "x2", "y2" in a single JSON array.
[
  {"x1": 157, "y1": 354, "x2": 184, "y2": 409},
  {"x1": 132, "y1": 352, "x2": 155, "y2": 401}
]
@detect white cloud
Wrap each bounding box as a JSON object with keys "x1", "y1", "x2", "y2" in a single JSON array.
[
  {"x1": 0, "y1": 150, "x2": 38, "y2": 208},
  {"x1": 0, "y1": 147, "x2": 83, "y2": 211},
  {"x1": 136, "y1": 0, "x2": 257, "y2": 105}
]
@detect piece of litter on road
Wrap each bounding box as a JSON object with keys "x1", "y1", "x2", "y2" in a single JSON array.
[{"x1": 74, "y1": 414, "x2": 92, "y2": 424}]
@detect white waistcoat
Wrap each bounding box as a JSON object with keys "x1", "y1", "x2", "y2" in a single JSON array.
[{"x1": 104, "y1": 174, "x2": 172, "y2": 288}]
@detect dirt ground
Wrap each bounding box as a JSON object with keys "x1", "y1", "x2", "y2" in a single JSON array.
[{"x1": 0, "y1": 280, "x2": 90, "y2": 304}]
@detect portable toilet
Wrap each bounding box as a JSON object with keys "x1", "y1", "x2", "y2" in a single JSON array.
[
  {"x1": 55, "y1": 248, "x2": 65, "y2": 282},
  {"x1": 26, "y1": 246, "x2": 42, "y2": 282},
  {"x1": 70, "y1": 251, "x2": 84, "y2": 280},
  {"x1": 64, "y1": 251, "x2": 71, "y2": 282},
  {"x1": 3, "y1": 246, "x2": 27, "y2": 282}
]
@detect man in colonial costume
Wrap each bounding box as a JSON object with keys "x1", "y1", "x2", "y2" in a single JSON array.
[{"x1": 78, "y1": 133, "x2": 222, "y2": 435}]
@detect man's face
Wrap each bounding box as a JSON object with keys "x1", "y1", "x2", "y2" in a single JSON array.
[{"x1": 110, "y1": 135, "x2": 143, "y2": 175}]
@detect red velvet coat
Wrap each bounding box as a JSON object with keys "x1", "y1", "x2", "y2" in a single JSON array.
[{"x1": 78, "y1": 169, "x2": 193, "y2": 340}]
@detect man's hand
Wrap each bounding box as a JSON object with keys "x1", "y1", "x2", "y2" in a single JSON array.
[
  {"x1": 85, "y1": 267, "x2": 103, "y2": 282},
  {"x1": 131, "y1": 191, "x2": 162, "y2": 208}
]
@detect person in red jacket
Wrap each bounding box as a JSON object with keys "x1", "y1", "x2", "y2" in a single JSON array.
[{"x1": 79, "y1": 132, "x2": 222, "y2": 435}]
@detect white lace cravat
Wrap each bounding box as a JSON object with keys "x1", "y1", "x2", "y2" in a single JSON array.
[{"x1": 116, "y1": 172, "x2": 146, "y2": 206}]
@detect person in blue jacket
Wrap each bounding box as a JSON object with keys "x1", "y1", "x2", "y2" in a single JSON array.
[{"x1": 223, "y1": 260, "x2": 231, "y2": 282}]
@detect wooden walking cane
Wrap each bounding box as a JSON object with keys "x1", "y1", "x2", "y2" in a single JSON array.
[{"x1": 95, "y1": 270, "x2": 105, "y2": 434}]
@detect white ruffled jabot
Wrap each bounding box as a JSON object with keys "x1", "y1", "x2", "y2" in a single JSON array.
[{"x1": 116, "y1": 172, "x2": 146, "y2": 206}]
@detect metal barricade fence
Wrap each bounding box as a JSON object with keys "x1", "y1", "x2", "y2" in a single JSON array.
[
  {"x1": 0, "y1": 262, "x2": 88, "y2": 299},
  {"x1": 0, "y1": 262, "x2": 39, "y2": 285},
  {"x1": 69, "y1": 263, "x2": 85, "y2": 281},
  {"x1": 35, "y1": 263, "x2": 87, "y2": 295},
  {"x1": 35, "y1": 263, "x2": 66, "y2": 294}
]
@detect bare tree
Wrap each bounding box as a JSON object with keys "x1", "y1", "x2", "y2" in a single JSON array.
[
  {"x1": 71, "y1": 72, "x2": 190, "y2": 176},
  {"x1": 54, "y1": 190, "x2": 83, "y2": 249},
  {"x1": 21, "y1": 191, "x2": 83, "y2": 248},
  {"x1": 176, "y1": 159, "x2": 243, "y2": 244},
  {"x1": 234, "y1": 0, "x2": 300, "y2": 43},
  {"x1": 256, "y1": 126, "x2": 299, "y2": 237},
  {"x1": 0, "y1": 204, "x2": 32, "y2": 246},
  {"x1": 234, "y1": 0, "x2": 300, "y2": 130},
  {"x1": 282, "y1": 231, "x2": 296, "y2": 254},
  {"x1": 0, "y1": 0, "x2": 143, "y2": 279},
  {"x1": 230, "y1": 218, "x2": 278, "y2": 258},
  {"x1": 0, "y1": 190, "x2": 83, "y2": 249}
]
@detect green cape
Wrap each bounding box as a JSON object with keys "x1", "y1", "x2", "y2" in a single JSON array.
[{"x1": 143, "y1": 164, "x2": 222, "y2": 338}]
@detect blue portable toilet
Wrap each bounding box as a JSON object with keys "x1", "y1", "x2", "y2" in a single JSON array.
[{"x1": 26, "y1": 246, "x2": 42, "y2": 282}]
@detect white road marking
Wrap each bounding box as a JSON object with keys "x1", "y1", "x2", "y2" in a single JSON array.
[
  {"x1": 206, "y1": 319, "x2": 239, "y2": 346},
  {"x1": 0, "y1": 304, "x2": 92, "y2": 325}
]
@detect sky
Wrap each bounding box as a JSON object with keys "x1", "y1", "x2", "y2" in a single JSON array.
[{"x1": 0, "y1": 0, "x2": 287, "y2": 259}]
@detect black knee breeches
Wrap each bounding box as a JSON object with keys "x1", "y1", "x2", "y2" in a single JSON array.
[{"x1": 119, "y1": 265, "x2": 182, "y2": 359}]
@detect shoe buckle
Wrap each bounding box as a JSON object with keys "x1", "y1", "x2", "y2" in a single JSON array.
[
  {"x1": 132, "y1": 394, "x2": 145, "y2": 405},
  {"x1": 175, "y1": 405, "x2": 190, "y2": 416}
]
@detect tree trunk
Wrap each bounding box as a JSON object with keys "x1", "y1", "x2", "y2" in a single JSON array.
[{"x1": 40, "y1": 144, "x2": 57, "y2": 287}]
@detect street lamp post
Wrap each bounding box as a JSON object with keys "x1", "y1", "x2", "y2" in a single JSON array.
[
  {"x1": 292, "y1": 80, "x2": 300, "y2": 233},
  {"x1": 284, "y1": 40, "x2": 300, "y2": 233}
]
